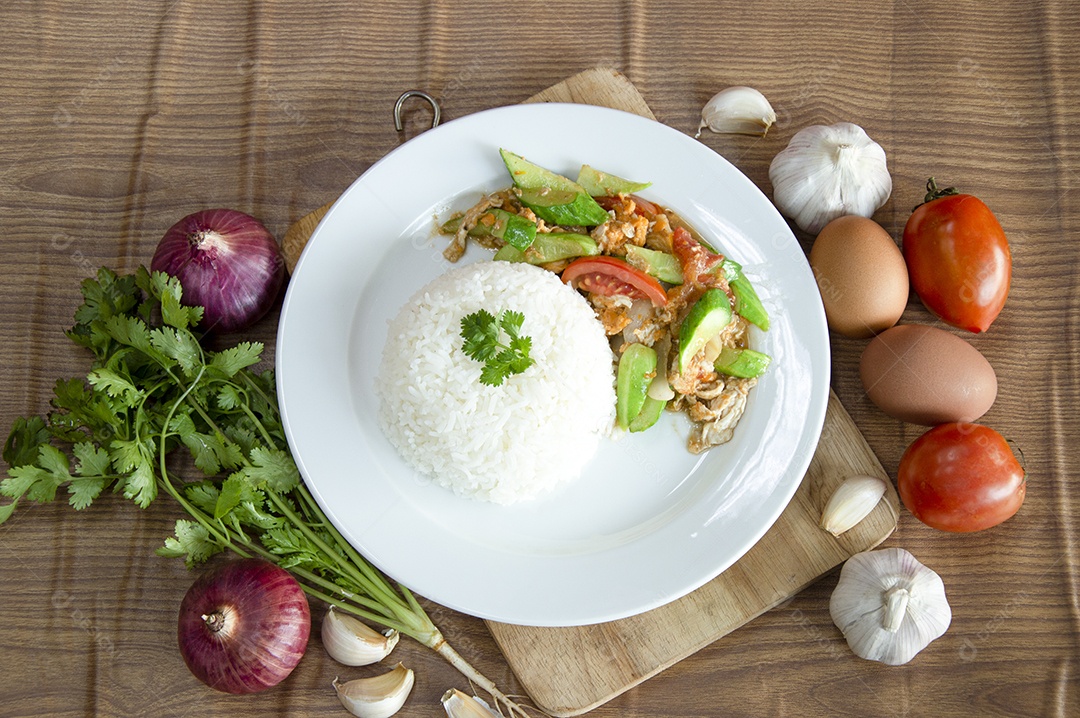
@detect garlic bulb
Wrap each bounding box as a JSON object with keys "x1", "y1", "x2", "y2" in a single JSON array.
[
  {"x1": 820, "y1": 475, "x2": 888, "y2": 536},
  {"x1": 334, "y1": 663, "x2": 414, "y2": 718},
  {"x1": 442, "y1": 689, "x2": 501, "y2": 718},
  {"x1": 696, "y1": 86, "x2": 776, "y2": 138},
  {"x1": 830, "y1": 548, "x2": 951, "y2": 665},
  {"x1": 768, "y1": 122, "x2": 892, "y2": 234},
  {"x1": 322, "y1": 605, "x2": 399, "y2": 666}
]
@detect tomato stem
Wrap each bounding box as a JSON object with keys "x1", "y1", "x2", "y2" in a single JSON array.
[{"x1": 922, "y1": 177, "x2": 960, "y2": 205}]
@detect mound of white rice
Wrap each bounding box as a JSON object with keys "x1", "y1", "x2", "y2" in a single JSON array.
[{"x1": 376, "y1": 261, "x2": 615, "y2": 504}]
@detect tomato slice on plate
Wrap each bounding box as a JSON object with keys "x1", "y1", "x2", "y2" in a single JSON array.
[{"x1": 562, "y1": 256, "x2": 668, "y2": 306}]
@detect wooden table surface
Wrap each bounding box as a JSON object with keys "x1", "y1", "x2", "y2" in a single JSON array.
[{"x1": 1, "y1": 2, "x2": 1077, "y2": 717}]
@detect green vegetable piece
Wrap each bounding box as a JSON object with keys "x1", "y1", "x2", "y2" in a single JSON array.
[
  {"x1": 628, "y1": 395, "x2": 667, "y2": 433},
  {"x1": 517, "y1": 186, "x2": 611, "y2": 227},
  {"x1": 493, "y1": 233, "x2": 599, "y2": 265},
  {"x1": 576, "y1": 164, "x2": 652, "y2": 197},
  {"x1": 438, "y1": 215, "x2": 463, "y2": 234},
  {"x1": 624, "y1": 245, "x2": 684, "y2": 284},
  {"x1": 439, "y1": 209, "x2": 537, "y2": 251},
  {"x1": 459, "y1": 309, "x2": 534, "y2": 386},
  {"x1": 721, "y1": 259, "x2": 770, "y2": 331},
  {"x1": 714, "y1": 346, "x2": 772, "y2": 378},
  {"x1": 616, "y1": 343, "x2": 657, "y2": 430},
  {"x1": 678, "y1": 289, "x2": 733, "y2": 372},
  {"x1": 499, "y1": 149, "x2": 611, "y2": 226}
]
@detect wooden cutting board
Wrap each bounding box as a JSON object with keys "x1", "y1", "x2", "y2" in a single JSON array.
[{"x1": 282, "y1": 67, "x2": 900, "y2": 718}]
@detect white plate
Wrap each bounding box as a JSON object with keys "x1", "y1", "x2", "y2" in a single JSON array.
[{"x1": 276, "y1": 103, "x2": 829, "y2": 627}]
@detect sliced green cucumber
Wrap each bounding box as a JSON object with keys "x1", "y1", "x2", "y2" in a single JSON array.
[
  {"x1": 624, "y1": 245, "x2": 684, "y2": 284},
  {"x1": 616, "y1": 343, "x2": 657, "y2": 430},
  {"x1": 714, "y1": 346, "x2": 771, "y2": 378},
  {"x1": 576, "y1": 164, "x2": 652, "y2": 197},
  {"x1": 628, "y1": 395, "x2": 667, "y2": 433},
  {"x1": 439, "y1": 209, "x2": 536, "y2": 251},
  {"x1": 721, "y1": 259, "x2": 770, "y2": 331},
  {"x1": 517, "y1": 186, "x2": 610, "y2": 226},
  {"x1": 493, "y1": 233, "x2": 599, "y2": 265},
  {"x1": 678, "y1": 289, "x2": 733, "y2": 372},
  {"x1": 499, "y1": 149, "x2": 611, "y2": 226}
]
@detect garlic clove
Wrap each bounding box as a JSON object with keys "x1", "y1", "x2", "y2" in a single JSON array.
[
  {"x1": 334, "y1": 663, "x2": 415, "y2": 718},
  {"x1": 830, "y1": 548, "x2": 951, "y2": 666},
  {"x1": 441, "y1": 688, "x2": 501, "y2": 718},
  {"x1": 820, "y1": 475, "x2": 888, "y2": 536},
  {"x1": 768, "y1": 122, "x2": 892, "y2": 234},
  {"x1": 322, "y1": 605, "x2": 400, "y2": 666},
  {"x1": 696, "y1": 86, "x2": 776, "y2": 138}
]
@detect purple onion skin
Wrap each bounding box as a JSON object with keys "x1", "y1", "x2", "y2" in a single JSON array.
[
  {"x1": 151, "y1": 209, "x2": 285, "y2": 334},
  {"x1": 177, "y1": 558, "x2": 311, "y2": 694}
]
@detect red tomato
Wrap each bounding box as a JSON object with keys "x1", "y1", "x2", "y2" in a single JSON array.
[
  {"x1": 671, "y1": 226, "x2": 724, "y2": 284},
  {"x1": 595, "y1": 194, "x2": 661, "y2": 217},
  {"x1": 902, "y1": 178, "x2": 1012, "y2": 333},
  {"x1": 561, "y1": 256, "x2": 668, "y2": 306},
  {"x1": 898, "y1": 422, "x2": 1025, "y2": 532}
]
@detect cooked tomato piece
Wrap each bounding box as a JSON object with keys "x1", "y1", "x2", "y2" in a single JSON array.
[
  {"x1": 595, "y1": 194, "x2": 662, "y2": 217},
  {"x1": 672, "y1": 226, "x2": 724, "y2": 284},
  {"x1": 561, "y1": 256, "x2": 668, "y2": 306}
]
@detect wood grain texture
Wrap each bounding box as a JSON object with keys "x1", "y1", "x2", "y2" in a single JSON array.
[{"x1": 0, "y1": 2, "x2": 1078, "y2": 717}]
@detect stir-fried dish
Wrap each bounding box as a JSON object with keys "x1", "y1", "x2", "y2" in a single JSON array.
[{"x1": 439, "y1": 149, "x2": 771, "y2": 454}]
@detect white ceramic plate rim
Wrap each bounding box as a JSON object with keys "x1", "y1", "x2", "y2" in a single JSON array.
[{"x1": 276, "y1": 103, "x2": 829, "y2": 627}]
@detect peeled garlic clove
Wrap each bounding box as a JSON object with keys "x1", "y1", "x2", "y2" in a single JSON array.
[
  {"x1": 768, "y1": 122, "x2": 892, "y2": 234},
  {"x1": 441, "y1": 688, "x2": 501, "y2": 718},
  {"x1": 820, "y1": 475, "x2": 888, "y2": 536},
  {"x1": 323, "y1": 605, "x2": 400, "y2": 666},
  {"x1": 334, "y1": 663, "x2": 414, "y2": 718},
  {"x1": 697, "y1": 86, "x2": 777, "y2": 138}
]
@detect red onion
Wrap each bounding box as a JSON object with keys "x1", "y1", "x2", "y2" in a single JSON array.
[
  {"x1": 177, "y1": 558, "x2": 311, "y2": 694},
  {"x1": 151, "y1": 209, "x2": 284, "y2": 333}
]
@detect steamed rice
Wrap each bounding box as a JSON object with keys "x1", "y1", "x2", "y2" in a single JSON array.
[{"x1": 376, "y1": 261, "x2": 616, "y2": 504}]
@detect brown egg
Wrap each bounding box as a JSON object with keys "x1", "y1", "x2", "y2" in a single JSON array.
[
  {"x1": 860, "y1": 324, "x2": 997, "y2": 425},
  {"x1": 809, "y1": 216, "x2": 909, "y2": 338}
]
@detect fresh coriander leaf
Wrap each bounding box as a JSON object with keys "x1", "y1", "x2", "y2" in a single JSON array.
[
  {"x1": 479, "y1": 362, "x2": 506, "y2": 386},
  {"x1": 0, "y1": 499, "x2": 18, "y2": 524},
  {"x1": 233, "y1": 501, "x2": 281, "y2": 530},
  {"x1": 1, "y1": 466, "x2": 46, "y2": 500},
  {"x1": 122, "y1": 461, "x2": 157, "y2": 508},
  {"x1": 501, "y1": 309, "x2": 525, "y2": 337},
  {"x1": 37, "y1": 444, "x2": 72, "y2": 482},
  {"x1": 150, "y1": 327, "x2": 202, "y2": 376},
  {"x1": 460, "y1": 309, "x2": 499, "y2": 362},
  {"x1": 210, "y1": 342, "x2": 264, "y2": 378},
  {"x1": 102, "y1": 315, "x2": 155, "y2": 356},
  {"x1": 215, "y1": 473, "x2": 258, "y2": 519},
  {"x1": 216, "y1": 384, "x2": 243, "y2": 411},
  {"x1": 68, "y1": 477, "x2": 106, "y2": 510},
  {"x1": 87, "y1": 368, "x2": 143, "y2": 406},
  {"x1": 171, "y1": 414, "x2": 244, "y2": 475},
  {"x1": 73, "y1": 268, "x2": 139, "y2": 326},
  {"x1": 157, "y1": 519, "x2": 222, "y2": 567},
  {"x1": 72, "y1": 442, "x2": 111, "y2": 478},
  {"x1": 160, "y1": 283, "x2": 193, "y2": 331},
  {"x1": 109, "y1": 438, "x2": 157, "y2": 508},
  {"x1": 243, "y1": 446, "x2": 300, "y2": 493},
  {"x1": 184, "y1": 481, "x2": 220, "y2": 516},
  {"x1": 3, "y1": 416, "x2": 50, "y2": 468},
  {"x1": 459, "y1": 309, "x2": 533, "y2": 386}
]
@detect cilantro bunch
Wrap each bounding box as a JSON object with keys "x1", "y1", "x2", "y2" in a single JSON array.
[{"x1": 0, "y1": 267, "x2": 533, "y2": 716}]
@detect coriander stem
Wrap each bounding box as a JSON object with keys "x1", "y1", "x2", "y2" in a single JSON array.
[
  {"x1": 264, "y1": 489, "x2": 397, "y2": 607},
  {"x1": 296, "y1": 484, "x2": 413, "y2": 608}
]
